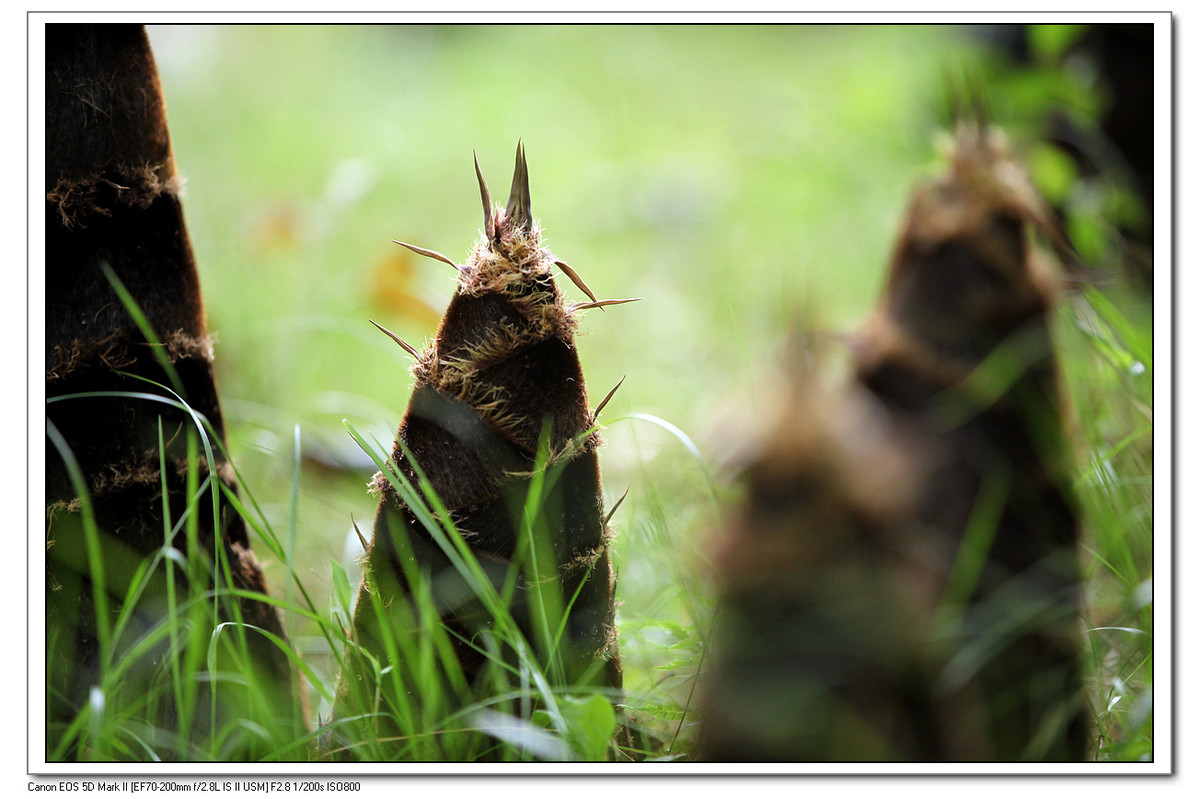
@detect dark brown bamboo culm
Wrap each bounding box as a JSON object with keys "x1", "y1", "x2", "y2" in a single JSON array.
[
  {"x1": 331, "y1": 145, "x2": 632, "y2": 755},
  {"x1": 700, "y1": 121, "x2": 1087, "y2": 761},
  {"x1": 45, "y1": 24, "x2": 305, "y2": 759}
]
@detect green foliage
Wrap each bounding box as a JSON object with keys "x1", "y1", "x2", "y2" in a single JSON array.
[
  {"x1": 1028, "y1": 24, "x2": 1090, "y2": 62},
  {"x1": 1057, "y1": 285, "x2": 1153, "y2": 762},
  {"x1": 46, "y1": 393, "x2": 320, "y2": 761}
]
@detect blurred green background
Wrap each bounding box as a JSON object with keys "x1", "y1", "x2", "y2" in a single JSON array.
[{"x1": 143, "y1": 23, "x2": 1152, "y2": 742}]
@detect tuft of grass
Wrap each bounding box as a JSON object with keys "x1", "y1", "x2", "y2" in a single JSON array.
[
  {"x1": 46, "y1": 384, "x2": 325, "y2": 761},
  {"x1": 1057, "y1": 285, "x2": 1154, "y2": 761}
]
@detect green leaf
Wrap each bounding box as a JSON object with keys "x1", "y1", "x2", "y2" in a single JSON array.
[
  {"x1": 561, "y1": 694, "x2": 617, "y2": 761},
  {"x1": 330, "y1": 559, "x2": 352, "y2": 616},
  {"x1": 533, "y1": 694, "x2": 617, "y2": 761}
]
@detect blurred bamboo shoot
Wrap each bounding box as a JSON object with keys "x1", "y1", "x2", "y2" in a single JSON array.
[{"x1": 700, "y1": 121, "x2": 1087, "y2": 761}]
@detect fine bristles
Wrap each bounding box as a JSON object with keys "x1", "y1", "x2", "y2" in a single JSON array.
[
  {"x1": 474, "y1": 150, "x2": 494, "y2": 242},
  {"x1": 369, "y1": 318, "x2": 421, "y2": 360},
  {"x1": 351, "y1": 516, "x2": 370, "y2": 552},
  {"x1": 604, "y1": 486, "x2": 630, "y2": 527},
  {"x1": 593, "y1": 375, "x2": 626, "y2": 419},
  {"x1": 555, "y1": 260, "x2": 599, "y2": 304},
  {"x1": 571, "y1": 298, "x2": 643, "y2": 312},
  {"x1": 393, "y1": 240, "x2": 461, "y2": 272}
]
